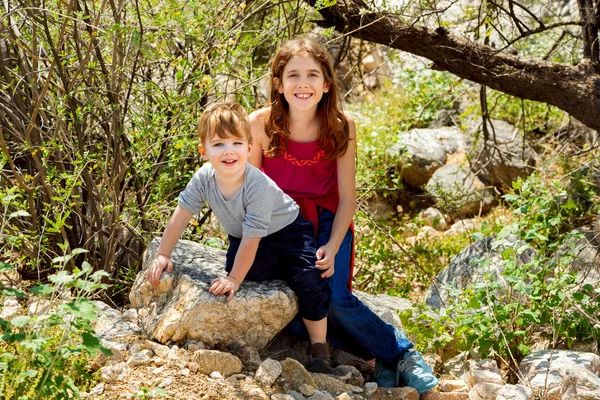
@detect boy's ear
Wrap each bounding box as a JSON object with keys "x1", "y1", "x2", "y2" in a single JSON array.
[
  {"x1": 273, "y1": 78, "x2": 283, "y2": 94},
  {"x1": 247, "y1": 141, "x2": 253, "y2": 153},
  {"x1": 198, "y1": 143, "x2": 207, "y2": 160}
]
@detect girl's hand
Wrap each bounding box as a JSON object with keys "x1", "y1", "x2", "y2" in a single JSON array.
[
  {"x1": 316, "y1": 244, "x2": 337, "y2": 278},
  {"x1": 209, "y1": 276, "x2": 240, "y2": 302},
  {"x1": 146, "y1": 254, "x2": 173, "y2": 287}
]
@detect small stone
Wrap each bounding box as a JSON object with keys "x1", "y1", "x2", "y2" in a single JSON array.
[
  {"x1": 244, "y1": 387, "x2": 269, "y2": 400},
  {"x1": 188, "y1": 362, "x2": 199, "y2": 373},
  {"x1": 351, "y1": 386, "x2": 363, "y2": 393},
  {"x1": 210, "y1": 371, "x2": 223, "y2": 379},
  {"x1": 336, "y1": 394, "x2": 351, "y2": 400},
  {"x1": 271, "y1": 395, "x2": 295, "y2": 400},
  {"x1": 90, "y1": 383, "x2": 104, "y2": 395},
  {"x1": 151, "y1": 366, "x2": 165, "y2": 375},
  {"x1": 299, "y1": 383, "x2": 317, "y2": 396},
  {"x1": 126, "y1": 350, "x2": 152, "y2": 368},
  {"x1": 307, "y1": 390, "x2": 334, "y2": 400},
  {"x1": 287, "y1": 391, "x2": 305, "y2": 400},
  {"x1": 153, "y1": 357, "x2": 167, "y2": 366},
  {"x1": 177, "y1": 368, "x2": 190, "y2": 376},
  {"x1": 158, "y1": 376, "x2": 174, "y2": 388},
  {"x1": 440, "y1": 379, "x2": 469, "y2": 392},
  {"x1": 255, "y1": 358, "x2": 283, "y2": 387},
  {"x1": 364, "y1": 382, "x2": 378, "y2": 395}
]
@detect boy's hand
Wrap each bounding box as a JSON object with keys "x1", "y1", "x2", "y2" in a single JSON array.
[
  {"x1": 316, "y1": 244, "x2": 337, "y2": 278},
  {"x1": 209, "y1": 276, "x2": 240, "y2": 302},
  {"x1": 146, "y1": 254, "x2": 173, "y2": 286}
]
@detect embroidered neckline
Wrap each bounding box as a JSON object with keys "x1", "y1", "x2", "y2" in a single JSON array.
[{"x1": 283, "y1": 148, "x2": 326, "y2": 167}]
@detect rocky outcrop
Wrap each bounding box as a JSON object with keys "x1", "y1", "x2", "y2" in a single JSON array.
[
  {"x1": 389, "y1": 128, "x2": 448, "y2": 189},
  {"x1": 129, "y1": 238, "x2": 298, "y2": 348},
  {"x1": 424, "y1": 235, "x2": 536, "y2": 309},
  {"x1": 425, "y1": 164, "x2": 495, "y2": 218},
  {"x1": 466, "y1": 119, "x2": 536, "y2": 188}
]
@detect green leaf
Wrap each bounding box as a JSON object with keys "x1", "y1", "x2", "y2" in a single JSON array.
[
  {"x1": 71, "y1": 248, "x2": 89, "y2": 256},
  {"x1": 52, "y1": 254, "x2": 73, "y2": 264},
  {"x1": 81, "y1": 332, "x2": 112, "y2": 356},
  {"x1": 8, "y1": 210, "x2": 31, "y2": 219},
  {"x1": 30, "y1": 284, "x2": 55, "y2": 296},
  {"x1": 10, "y1": 316, "x2": 30, "y2": 328},
  {"x1": 0, "y1": 262, "x2": 14, "y2": 273},
  {"x1": 49, "y1": 270, "x2": 75, "y2": 286},
  {"x1": 62, "y1": 299, "x2": 99, "y2": 321},
  {"x1": 2, "y1": 288, "x2": 25, "y2": 298},
  {"x1": 470, "y1": 232, "x2": 485, "y2": 241}
]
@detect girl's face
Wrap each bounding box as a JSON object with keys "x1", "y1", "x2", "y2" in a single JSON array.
[{"x1": 275, "y1": 55, "x2": 330, "y2": 113}]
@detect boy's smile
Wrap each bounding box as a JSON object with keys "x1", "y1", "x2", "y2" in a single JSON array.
[{"x1": 198, "y1": 133, "x2": 252, "y2": 179}]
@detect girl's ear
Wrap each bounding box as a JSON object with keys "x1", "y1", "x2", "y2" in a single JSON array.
[
  {"x1": 323, "y1": 81, "x2": 330, "y2": 93},
  {"x1": 273, "y1": 77, "x2": 283, "y2": 93}
]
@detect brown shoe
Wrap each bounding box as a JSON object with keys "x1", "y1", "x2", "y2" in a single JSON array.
[{"x1": 306, "y1": 342, "x2": 334, "y2": 374}]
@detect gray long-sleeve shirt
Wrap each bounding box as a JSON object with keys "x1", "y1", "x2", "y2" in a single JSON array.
[{"x1": 178, "y1": 163, "x2": 299, "y2": 238}]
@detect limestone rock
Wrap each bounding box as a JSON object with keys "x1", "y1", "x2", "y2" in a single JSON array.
[
  {"x1": 365, "y1": 382, "x2": 378, "y2": 395},
  {"x1": 496, "y1": 384, "x2": 532, "y2": 400},
  {"x1": 421, "y1": 393, "x2": 469, "y2": 400},
  {"x1": 468, "y1": 359, "x2": 504, "y2": 386},
  {"x1": 307, "y1": 391, "x2": 334, "y2": 400},
  {"x1": 368, "y1": 387, "x2": 419, "y2": 400},
  {"x1": 93, "y1": 301, "x2": 142, "y2": 341},
  {"x1": 126, "y1": 350, "x2": 153, "y2": 367},
  {"x1": 193, "y1": 349, "x2": 242, "y2": 377},
  {"x1": 425, "y1": 164, "x2": 495, "y2": 218},
  {"x1": 519, "y1": 350, "x2": 600, "y2": 394},
  {"x1": 255, "y1": 358, "x2": 282, "y2": 387},
  {"x1": 389, "y1": 128, "x2": 448, "y2": 189},
  {"x1": 100, "y1": 361, "x2": 132, "y2": 382},
  {"x1": 353, "y1": 290, "x2": 413, "y2": 331},
  {"x1": 465, "y1": 119, "x2": 536, "y2": 188},
  {"x1": 312, "y1": 373, "x2": 355, "y2": 396},
  {"x1": 0, "y1": 297, "x2": 22, "y2": 320},
  {"x1": 441, "y1": 379, "x2": 469, "y2": 392},
  {"x1": 425, "y1": 235, "x2": 536, "y2": 309},
  {"x1": 299, "y1": 383, "x2": 317, "y2": 396},
  {"x1": 468, "y1": 382, "x2": 502, "y2": 399},
  {"x1": 419, "y1": 207, "x2": 450, "y2": 231},
  {"x1": 333, "y1": 365, "x2": 364, "y2": 387},
  {"x1": 130, "y1": 238, "x2": 298, "y2": 348},
  {"x1": 280, "y1": 358, "x2": 316, "y2": 392}
]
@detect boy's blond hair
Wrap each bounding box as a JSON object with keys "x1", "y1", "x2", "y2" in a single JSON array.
[{"x1": 198, "y1": 102, "x2": 252, "y2": 144}]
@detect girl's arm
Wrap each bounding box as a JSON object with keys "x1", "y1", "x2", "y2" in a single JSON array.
[
  {"x1": 249, "y1": 109, "x2": 269, "y2": 169},
  {"x1": 315, "y1": 115, "x2": 357, "y2": 277}
]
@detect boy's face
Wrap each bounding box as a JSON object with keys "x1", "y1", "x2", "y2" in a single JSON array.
[{"x1": 198, "y1": 133, "x2": 252, "y2": 178}]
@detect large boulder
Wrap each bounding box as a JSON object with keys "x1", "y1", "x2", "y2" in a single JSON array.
[
  {"x1": 389, "y1": 128, "x2": 448, "y2": 189},
  {"x1": 465, "y1": 119, "x2": 536, "y2": 188},
  {"x1": 519, "y1": 350, "x2": 600, "y2": 396},
  {"x1": 354, "y1": 290, "x2": 413, "y2": 331},
  {"x1": 424, "y1": 235, "x2": 536, "y2": 309},
  {"x1": 129, "y1": 238, "x2": 298, "y2": 348},
  {"x1": 425, "y1": 164, "x2": 496, "y2": 217}
]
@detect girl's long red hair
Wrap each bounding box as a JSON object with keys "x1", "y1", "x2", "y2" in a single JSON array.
[{"x1": 264, "y1": 38, "x2": 349, "y2": 159}]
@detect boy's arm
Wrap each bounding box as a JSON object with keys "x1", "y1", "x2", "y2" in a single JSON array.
[
  {"x1": 209, "y1": 236, "x2": 261, "y2": 301},
  {"x1": 147, "y1": 205, "x2": 194, "y2": 286}
]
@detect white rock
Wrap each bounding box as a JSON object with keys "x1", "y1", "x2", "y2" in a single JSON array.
[
  {"x1": 308, "y1": 391, "x2": 334, "y2": 400},
  {"x1": 441, "y1": 379, "x2": 469, "y2": 392},
  {"x1": 469, "y1": 382, "x2": 503, "y2": 399},
  {"x1": 299, "y1": 383, "x2": 317, "y2": 396},
  {"x1": 496, "y1": 384, "x2": 532, "y2": 400},
  {"x1": 256, "y1": 359, "x2": 283, "y2": 387},
  {"x1": 364, "y1": 382, "x2": 378, "y2": 395},
  {"x1": 126, "y1": 350, "x2": 153, "y2": 367},
  {"x1": 0, "y1": 297, "x2": 22, "y2": 319},
  {"x1": 90, "y1": 383, "x2": 105, "y2": 395},
  {"x1": 271, "y1": 395, "x2": 295, "y2": 400},
  {"x1": 193, "y1": 349, "x2": 242, "y2": 377},
  {"x1": 130, "y1": 239, "x2": 299, "y2": 349},
  {"x1": 158, "y1": 376, "x2": 174, "y2": 388}
]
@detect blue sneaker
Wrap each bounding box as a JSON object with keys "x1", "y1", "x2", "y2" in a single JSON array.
[
  {"x1": 373, "y1": 350, "x2": 438, "y2": 394},
  {"x1": 397, "y1": 349, "x2": 438, "y2": 394}
]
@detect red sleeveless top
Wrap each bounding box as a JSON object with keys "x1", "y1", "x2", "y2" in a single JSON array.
[{"x1": 262, "y1": 139, "x2": 354, "y2": 290}]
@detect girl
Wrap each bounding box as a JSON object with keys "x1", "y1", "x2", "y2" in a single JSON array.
[{"x1": 248, "y1": 38, "x2": 438, "y2": 394}]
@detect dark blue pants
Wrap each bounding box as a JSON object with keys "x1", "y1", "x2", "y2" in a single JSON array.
[
  {"x1": 225, "y1": 213, "x2": 330, "y2": 321},
  {"x1": 286, "y1": 210, "x2": 413, "y2": 361}
]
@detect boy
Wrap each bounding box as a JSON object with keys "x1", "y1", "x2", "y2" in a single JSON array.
[{"x1": 146, "y1": 102, "x2": 333, "y2": 373}]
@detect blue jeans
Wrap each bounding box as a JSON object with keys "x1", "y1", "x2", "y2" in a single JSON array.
[{"x1": 287, "y1": 210, "x2": 413, "y2": 363}]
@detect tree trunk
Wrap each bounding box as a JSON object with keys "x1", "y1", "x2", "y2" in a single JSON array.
[{"x1": 306, "y1": 0, "x2": 600, "y2": 132}]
